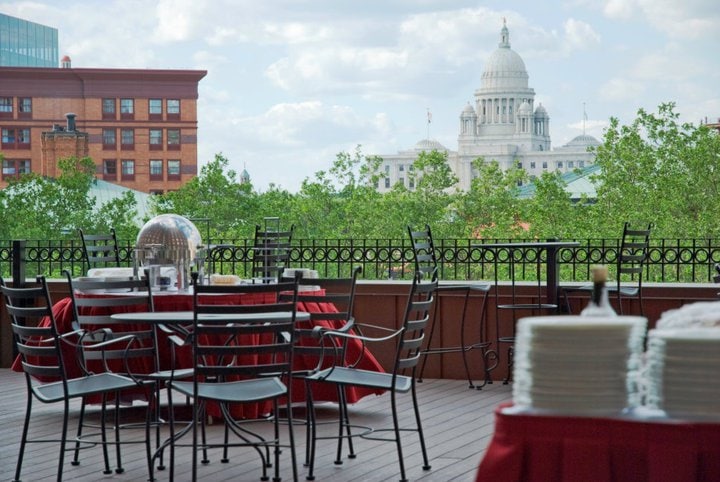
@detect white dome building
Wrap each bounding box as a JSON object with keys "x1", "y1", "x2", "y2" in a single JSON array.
[{"x1": 374, "y1": 19, "x2": 599, "y2": 193}]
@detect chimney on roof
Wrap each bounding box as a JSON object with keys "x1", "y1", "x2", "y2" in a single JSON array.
[{"x1": 66, "y1": 113, "x2": 76, "y2": 132}]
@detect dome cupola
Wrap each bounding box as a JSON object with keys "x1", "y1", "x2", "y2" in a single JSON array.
[{"x1": 480, "y1": 19, "x2": 529, "y2": 91}]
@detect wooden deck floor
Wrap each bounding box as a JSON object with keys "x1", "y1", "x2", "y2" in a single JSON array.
[{"x1": 0, "y1": 369, "x2": 512, "y2": 481}]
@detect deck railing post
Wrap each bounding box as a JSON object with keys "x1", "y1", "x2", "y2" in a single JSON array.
[{"x1": 12, "y1": 240, "x2": 27, "y2": 288}]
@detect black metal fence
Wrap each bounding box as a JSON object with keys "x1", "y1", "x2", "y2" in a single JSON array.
[{"x1": 2, "y1": 237, "x2": 720, "y2": 283}]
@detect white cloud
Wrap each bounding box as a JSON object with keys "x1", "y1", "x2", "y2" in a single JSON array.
[
  {"x1": 563, "y1": 18, "x2": 601, "y2": 50},
  {"x1": 599, "y1": 77, "x2": 646, "y2": 101},
  {"x1": 603, "y1": 0, "x2": 636, "y2": 19},
  {"x1": 636, "y1": 0, "x2": 720, "y2": 39}
]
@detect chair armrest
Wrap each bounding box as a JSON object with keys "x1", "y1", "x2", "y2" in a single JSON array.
[{"x1": 437, "y1": 283, "x2": 491, "y2": 293}]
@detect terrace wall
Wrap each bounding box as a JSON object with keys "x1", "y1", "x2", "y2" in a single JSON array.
[{"x1": 2, "y1": 280, "x2": 717, "y2": 378}]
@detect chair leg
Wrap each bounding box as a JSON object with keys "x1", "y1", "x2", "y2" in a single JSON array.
[
  {"x1": 458, "y1": 289, "x2": 476, "y2": 389},
  {"x1": 71, "y1": 398, "x2": 87, "y2": 467},
  {"x1": 306, "y1": 386, "x2": 318, "y2": 481},
  {"x1": 503, "y1": 345, "x2": 515, "y2": 385},
  {"x1": 411, "y1": 383, "x2": 432, "y2": 472},
  {"x1": 12, "y1": 396, "x2": 32, "y2": 482},
  {"x1": 389, "y1": 392, "x2": 408, "y2": 482},
  {"x1": 563, "y1": 290, "x2": 573, "y2": 314},
  {"x1": 113, "y1": 394, "x2": 125, "y2": 474},
  {"x1": 341, "y1": 387, "x2": 357, "y2": 459}
]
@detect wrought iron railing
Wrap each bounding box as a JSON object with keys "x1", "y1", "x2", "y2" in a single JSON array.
[{"x1": 2, "y1": 237, "x2": 720, "y2": 283}]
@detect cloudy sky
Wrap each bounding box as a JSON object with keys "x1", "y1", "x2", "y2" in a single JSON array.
[{"x1": 3, "y1": 0, "x2": 719, "y2": 191}]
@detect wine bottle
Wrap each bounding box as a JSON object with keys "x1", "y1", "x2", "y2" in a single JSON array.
[{"x1": 580, "y1": 265, "x2": 617, "y2": 317}]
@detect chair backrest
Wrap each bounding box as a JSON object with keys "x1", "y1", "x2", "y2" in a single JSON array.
[
  {"x1": 1, "y1": 276, "x2": 70, "y2": 391},
  {"x1": 408, "y1": 225, "x2": 440, "y2": 282},
  {"x1": 616, "y1": 222, "x2": 652, "y2": 289},
  {"x1": 393, "y1": 270, "x2": 438, "y2": 377},
  {"x1": 190, "y1": 273, "x2": 300, "y2": 382},
  {"x1": 79, "y1": 228, "x2": 121, "y2": 274},
  {"x1": 64, "y1": 271, "x2": 157, "y2": 372},
  {"x1": 279, "y1": 266, "x2": 362, "y2": 367},
  {"x1": 251, "y1": 223, "x2": 295, "y2": 282}
]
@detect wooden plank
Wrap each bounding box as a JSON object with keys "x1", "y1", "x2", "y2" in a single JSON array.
[{"x1": 0, "y1": 368, "x2": 512, "y2": 481}]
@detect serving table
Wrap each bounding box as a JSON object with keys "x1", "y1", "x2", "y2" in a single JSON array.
[{"x1": 476, "y1": 404, "x2": 720, "y2": 482}]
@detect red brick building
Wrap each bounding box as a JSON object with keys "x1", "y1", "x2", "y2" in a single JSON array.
[{"x1": 0, "y1": 63, "x2": 206, "y2": 193}]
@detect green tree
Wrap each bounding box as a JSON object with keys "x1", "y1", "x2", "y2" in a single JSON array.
[
  {"x1": 152, "y1": 153, "x2": 256, "y2": 238},
  {"x1": 0, "y1": 156, "x2": 101, "y2": 239},
  {"x1": 456, "y1": 159, "x2": 526, "y2": 238},
  {"x1": 522, "y1": 171, "x2": 587, "y2": 239},
  {"x1": 592, "y1": 102, "x2": 720, "y2": 238}
]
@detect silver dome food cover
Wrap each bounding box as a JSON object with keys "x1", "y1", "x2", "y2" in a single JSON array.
[{"x1": 135, "y1": 214, "x2": 203, "y2": 289}]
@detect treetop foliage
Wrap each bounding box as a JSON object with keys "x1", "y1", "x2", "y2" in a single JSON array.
[{"x1": 2, "y1": 103, "x2": 718, "y2": 243}]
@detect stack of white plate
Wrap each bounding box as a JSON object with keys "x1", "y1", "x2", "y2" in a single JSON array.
[
  {"x1": 644, "y1": 328, "x2": 720, "y2": 419},
  {"x1": 512, "y1": 316, "x2": 647, "y2": 415}
]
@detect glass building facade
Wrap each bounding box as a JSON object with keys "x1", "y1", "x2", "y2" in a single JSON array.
[{"x1": 0, "y1": 13, "x2": 58, "y2": 67}]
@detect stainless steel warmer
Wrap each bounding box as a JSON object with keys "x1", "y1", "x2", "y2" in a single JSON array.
[{"x1": 134, "y1": 214, "x2": 205, "y2": 290}]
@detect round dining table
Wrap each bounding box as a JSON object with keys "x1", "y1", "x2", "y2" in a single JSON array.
[{"x1": 12, "y1": 288, "x2": 386, "y2": 418}]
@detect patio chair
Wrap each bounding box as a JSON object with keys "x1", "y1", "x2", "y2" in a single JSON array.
[
  {"x1": 64, "y1": 271, "x2": 193, "y2": 474},
  {"x1": 251, "y1": 219, "x2": 295, "y2": 283},
  {"x1": 279, "y1": 266, "x2": 363, "y2": 467},
  {"x1": 163, "y1": 272, "x2": 300, "y2": 481},
  {"x1": 79, "y1": 228, "x2": 121, "y2": 274},
  {"x1": 304, "y1": 269, "x2": 437, "y2": 482},
  {"x1": 1, "y1": 275, "x2": 148, "y2": 482},
  {"x1": 562, "y1": 222, "x2": 652, "y2": 315},
  {"x1": 408, "y1": 224, "x2": 493, "y2": 389}
]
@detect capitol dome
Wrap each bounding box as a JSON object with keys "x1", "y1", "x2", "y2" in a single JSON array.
[
  {"x1": 559, "y1": 134, "x2": 601, "y2": 151},
  {"x1": 517, "y1": 100, "x2": 532, "y2": 115},
  {"x1": 481, "y1": 20, "x2": 529, "y2": 91},
  {"x1": 414, "y1": 139, "x2": 447, "y2": 151}
]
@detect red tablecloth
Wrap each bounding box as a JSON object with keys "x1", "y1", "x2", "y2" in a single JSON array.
[
  {"x1": 12, "y1": 291, "x2": 385, "y2": 418},
  {"x1": 476, "y1": 404, "x2": 720, "y2": 482}
]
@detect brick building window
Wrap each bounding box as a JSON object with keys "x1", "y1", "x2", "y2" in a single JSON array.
[
  {"x1": 149, "y1": 159, "x2": 163, "y2": 181},
  {"x1": 2, "y1": 159, "x2": 30, "y2": 180},
  {"x1": 167, "y1": 129, "x2": 180, "y2": 150},
  {"x1": 121, "y1": 128, "x2": 134, "y2": 150},
  {"x1": 121, "y1": 159, "x2": 135, "y2": 180},
  {"x1": 102, "y1": 128, "x2": 116, "y2": 150},
  {"x1": 149, "y1": 129, "x2": 163, "y2": 150},
  {"x1": 17, "y1": 128, "x2": 30, "y2": 147},
  {"x1": 102, "y1": 98, "x2": 116, "y2": 120},
  {"x1": 149, "y1": 99, "x2": 162, "y2": 120},
  {"x1": 18, "y1": 98, "x2": 32, "y2": 118},
  {"x1": 167, "y1": 99, "x2": 180, "y2": 120},
  {"x1": 103, "y1": 159, "x2": 117, "y2": 180},
  {"x1": 120, "y1": 98, "x2": 134, "y2": 120},
  {"x1": 167, "y1": 159, "x2": 181, "y2": 180},
  {"x1": 1, "y1": 128, "x2": 29, "y2": 149},
  {"x1": 0, "y1": 97, "x2": 12, "y2": 118}
]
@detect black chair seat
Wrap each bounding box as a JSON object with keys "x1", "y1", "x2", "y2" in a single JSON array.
[
  {"x1": 309, "y1": 367, "x2": 413, "y2": 393},
  {"x1": 171, "y1": 377, "x2": 287, "y2": 403},
  {"x1": 36, "y1": 372, "x2": 140, "y2": 403}
]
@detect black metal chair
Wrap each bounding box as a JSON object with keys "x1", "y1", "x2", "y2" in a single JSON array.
[
  {"x1": 279, "y1": 266, "x2": 363, "y2": 467},
  {"x1": 1, "y1": 275, "x2": 148, "y2": 482},
  {"x1": 562, "y1": 222, "x2": 652, "y2": 315},
  {"x1": 79, "y1": 228, "x2": 122, "y2": 274},
  {"x1": 304, "y1": 270, "x2": 437, "y2": 482},
  {"x1": 408, "y1": 225, "x2": 493, "y2": 389},
  {"x1": 64, "y1": 271, "x2": 193, "y2": 474},
  {"x1": 251, "y1": 219, "x2": 295, "y2": 283},
  {"x1": 163, "y1": 273, "x2": 300, "y2": 482}
]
